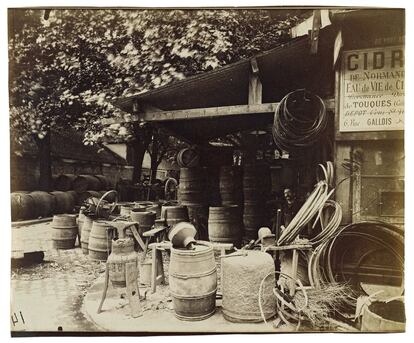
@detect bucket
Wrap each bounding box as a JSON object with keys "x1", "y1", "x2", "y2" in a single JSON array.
[
  {"x1": 130, "y1": 210, "x2": 156, "y2": 234},
  {"x1": 51, "y1": 214, "x2": 78, "y2": 249},
  {"x1": 169, "y1": 244, "x2": 217, "y2": 320},
  {"x1": 208, "y1": 205, "x2": 242, "y2": 246},
  {"x1": 88, "y1": 220, "x2": 113, "y2": 261},
  {"x1": 362, "y1": 300, "x2": 405, "y2": 332},
  {"x1": 161, "y1": 205, "x2": 189, "y2": 228}
]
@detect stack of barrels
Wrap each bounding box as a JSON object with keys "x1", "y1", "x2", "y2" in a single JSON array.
[
  {"x1": 177, "y1": 167, "x2": 209, "y2": 240},
  {"x1": 11, "y1": 174, "x2": 115, "y2": 222},
  {"x1": 242, "y1": 163, "x2": 271, "y2": 241}
]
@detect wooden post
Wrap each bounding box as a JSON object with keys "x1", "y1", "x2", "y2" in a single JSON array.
[
  {"x1": 289, "y1": 249, "x2": 299, "y2": 296},
  {"x1": 97, "y1": 263, "x2": 110, "y2": 314},
  {"x1": 125, "y1": 262, "x2": 143, "y2": 318},
  {"x1": 151, "y1": 246, "x2": 158, "y2": 294}
]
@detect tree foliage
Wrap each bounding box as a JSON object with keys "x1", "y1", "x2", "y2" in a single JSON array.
[{"x1": 9, "y1": 8, "x2": 305, "y2": 147}]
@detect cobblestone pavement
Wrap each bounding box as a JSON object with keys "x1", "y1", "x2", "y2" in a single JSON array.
[{"x1": 11, "y1": 222, "x2": 104, "y2": 332}]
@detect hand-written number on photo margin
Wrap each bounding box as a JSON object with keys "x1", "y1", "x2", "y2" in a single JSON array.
[{"x1": 11, "y1": 311, "x2": 25, "y2": 326}]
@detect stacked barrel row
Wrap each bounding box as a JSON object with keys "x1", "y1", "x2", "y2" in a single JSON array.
[
  {"x1": 177, "y1": 163, "x2": 270, "y2": 246},
  {"x1": 242, "y1": 164, "x2": 271, "y2": 241},
  {"x1": 177, "y1": 167, "x2": 209, "y2": 240},
  {"x1": 11, "y1": 175, "x2": 114, "y2": 222}
]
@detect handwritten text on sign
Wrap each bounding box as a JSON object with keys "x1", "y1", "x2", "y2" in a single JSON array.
[{"x1": 340, "y1": 46, "x2": 404, "y2": 132}]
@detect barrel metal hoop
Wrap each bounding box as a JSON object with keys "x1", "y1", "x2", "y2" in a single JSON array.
[
  {"x1": 170, "y1": 287, "x2": 217, "y2": 299},
  {"x1": 170, "y1": 267, "x2": 216, "y2": 279}
]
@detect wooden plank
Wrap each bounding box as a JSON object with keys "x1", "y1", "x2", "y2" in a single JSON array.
[
  {"x1": 125, "y1": 262, "x2": 143, "y2": 318},
  {"x1": 12, "y1": 217, "x2": 54, "y2": 228},
  {"x1": 102, "y1": 100, "x2": 335, "y2": 125},
  {"x1": 97, "y1": 263, "x2": 110, "y2": 314}
]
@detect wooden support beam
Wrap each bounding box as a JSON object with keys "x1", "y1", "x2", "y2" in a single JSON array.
[
  {"x1": 102, "y1": 99, "x2": 335, "y2": 125},
  {"x1": 248, "y1": 58, "x2": 262, "y2": 105}
]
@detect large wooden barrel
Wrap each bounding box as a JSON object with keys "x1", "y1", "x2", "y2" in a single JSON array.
[
  {"x1": 242, "y1": 164, "x2": 271, "y2": 241},
  {"x1": 88, "y1": 220, "x2": 113, "y2": 261},
  {"x1": 73, "y1": 175, "x2": 102, "y2": 192},
  {"x1": 222, "y1": 250, "x2": 276, "y2": 322},
  {"x1": 219, "y1": 166, "x2": 243, "y2": 206},
  {"x1": 178, "y1": 167, "x2": 207, "y2": 205},
  {"x1": 177, "y1": 148, "x2": 200, "y2": 168},
  {"x1": 30, "y1": 191, "x2": 55, "y2": 218},
  {"x1": 51, "y1": 214, "x2": 78, "y2": 249},
  {"x1": 362, "y1": 300, "x2": 405, "y2": 332},
  {"x1": 161, "y1": 205, "x2": 189, "y2": 228},
  {"x1": 11, "y1": 192, "x2": 36, "y2": 221},
  {"x1": 50, "y1": 191, "x2": 75, "y2": 214},
  {"x1": 80, "y1": 215, "x2": 94, "y2": 254},
  {"x1": 169, "y1": 244, "x2": 217, "y2": 320},
  {"x1": 54, "y1": 174, "x2": 77, "y2": 191},
  {"x1": 95, "y1": 175, "x2": 109, "y2": 189},
  {"x1": 130, "y1": 210, "x2": 156, "y2": 234},
  {"x1": 208, "y1": 205, "x2": 242, "y2": 246}
]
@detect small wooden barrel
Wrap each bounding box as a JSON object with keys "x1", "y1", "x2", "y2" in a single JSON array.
[
  {"x1": 208, "y1": 205, "x2": 242, "y2": 246},
  {"x1": 51, "y1": 214, "x2": 78, "y2": 249},
  {"x1": 161, "y1": 205, "x2": 189, "y2": 227},
  {"x1": 169, "y1": 244, "x2": 217, "y2": 321},
  {"x1": 88, "y1": 220, "x2": 113, "y2": 261},
  {"x1": 80, "y1": 215, "x2": 94, "y2": 254},
  {"x1": 130, "y1": 210, "x2": 156, "y2": 234},
  {"x1": 30, "y1": 191, "x2": 55, "y2": 218}
]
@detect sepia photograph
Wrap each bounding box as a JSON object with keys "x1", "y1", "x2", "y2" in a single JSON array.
[{"x1": 7, "y1": 4, "x2": 405, "y2": 336}]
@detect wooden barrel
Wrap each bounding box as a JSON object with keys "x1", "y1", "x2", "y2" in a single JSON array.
[
  {"x1": 78, "y1": 210, "x2": 85, "y2": 240},
  {"x1": 208, "y1": 205, "x2": 242, "y2": 246},
  {"x1": 80, "y1": 215, "x2": 94, "y2": 254},
  {"x1": 169, "y1": 244, "x2": 217, "y2": 320},
  {"x1": 362, "y1": 300, "x2": 405, "y2": 332},
  {"x1": 186, "y1": 204, "x2": 209, "y2": 241},
  {"x1": 97, "y1": 190, "x2": 116, "y2": 203},
  {"x1": 73, "y1": 175, "x2": 102, "y2": 192},
  {"x1": 242, "y1": 164, "x2": 270, "y2": 241},
  {"x1": 120, "y1": 204, "x2": 134, "y2": 217},
  {"x1": 130, "y1": 210, "x2": 156, "y2": 234},
  {"x1": 50, "y1": 191, "x2": 75, "y2": 214},
  {"x1": 95, "y1": 175, "x2": 109, "y2": 190},
  {"x1": 219, "y1": 166, "x2": 243, "y2": 206},
  {"x1": 161, "y1": 205, "x2": 189, "y2": 228},
  {"x1": 88, "y1": 220, "x2": 113, "y2": 261},
  {"x1": 177, "y1": 148, "x2": 200, "y2": 168},
  {"x1": 67, "y1": 190, "x2": 78, "y2": 205},
  {"x1": 222, "y1": 250, "x2": 276, "y2": 322},
  {"x1": 77, "y1": 190, "x2": 101, "y2": 205},
  {"x1": 54, "y1": 174, "x2": 77, "y2": 191},
  {"x1": 178, "y1": 167, "x2": 207, "y2": 204},
  {"x1": 51, "y1": 214, "x2": 78, "y2": 249},
  {"x1": 30, "y1": 191, "x2": 55, "y2": 218},
  {"x1": 11, "y1": 192, "x2": 36, "y2": 221}
]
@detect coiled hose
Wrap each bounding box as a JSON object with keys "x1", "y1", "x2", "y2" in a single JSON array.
[{"x1": 272, "y1": 89, "x2": 327, "y2": 152}]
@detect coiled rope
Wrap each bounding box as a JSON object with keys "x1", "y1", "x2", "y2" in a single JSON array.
[{"x1": 272, "y1": 89, "x2": 327, "y2": 153}]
